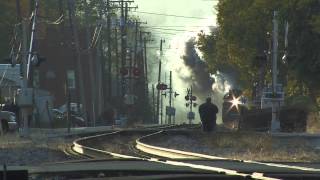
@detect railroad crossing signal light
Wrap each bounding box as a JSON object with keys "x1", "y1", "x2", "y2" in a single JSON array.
[
  {"x1": 156, "y1": 83, "x2": 168, "y2": 90},
  {"x1": 185, "y1": 95, "x2": 189, "y2": 101},
  {"x1": 191, "y1": 96, "x2": 197, "y2": 101},
  {"x1": 193, "y1": 103, "x2": 198, "y2": 107},
  {"x1": 186, "y1": 103, "x2": 189, "y2": 107},
  {"x1": 132, "y1": 68, "x2": 140, "y2": 77}
]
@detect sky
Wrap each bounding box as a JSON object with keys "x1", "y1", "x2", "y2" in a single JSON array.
[{"x1": 132, "y1": 0, "x2": 220, "y2": 124}]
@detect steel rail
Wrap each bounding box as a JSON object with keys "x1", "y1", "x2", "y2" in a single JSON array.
[
  {"x1": 71, "y1": 124, "x2": 180, "y2": 159},
  {"x1": 136, "y1": 130, "x2": 320, "y2": 173},
  {"x1": 70, "y1": 125, "x2": 279, "y2": 180},
  {"x1": 72, "y1": 130, "x2": 139, "y2": 159}
]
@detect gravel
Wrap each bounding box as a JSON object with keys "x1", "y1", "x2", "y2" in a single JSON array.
[{"x1": 0, "y1": 132, "x2": 76, "y2": 166}]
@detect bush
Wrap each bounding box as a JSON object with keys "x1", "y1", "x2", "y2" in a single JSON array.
[{"x1": 285, "y1": 96, "x2": 318, "y2": 112}]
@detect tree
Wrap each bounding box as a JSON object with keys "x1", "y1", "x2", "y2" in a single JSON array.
[{"x1": 198, "y1": 0, "x2": 320, "y2": 105}]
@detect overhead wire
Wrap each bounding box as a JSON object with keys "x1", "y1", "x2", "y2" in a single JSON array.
[
  {"x1": 144, "y1": 25, "x2": 215, "y2": 28},
  {"x1": 37, "y1": 14, "x2": 64, "y2": 25},
  {"x1": 143, "y1": 26, "x2": 199, "y2": 33},
  {"x1": 134, "y1": 10, "x2": 208, "y2": 19}
]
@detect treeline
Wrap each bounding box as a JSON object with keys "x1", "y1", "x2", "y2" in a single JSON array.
[
  {"x1": 0, "y1": 0, "x2": 152, "y2": 124},
  {"x1": 198, "y1": 0, "x2": 320, "y2": 109}
]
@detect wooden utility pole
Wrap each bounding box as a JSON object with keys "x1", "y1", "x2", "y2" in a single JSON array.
[
  {"x1": 67, "y1": 0, "x2": 88, "y2": 124},
  {"x1": 83, "y1": 0, "x2": 97, "y2": 126},
  {"x1": 106, "y1": 0, "x2": 112, "y2": 100},
  {"x1": 168, "y1": 71, "x2": 172, "y2": 124},
  {"x1": 156, "y1": 39, "x2": 165, "y2": 124},
  {"x1": 95, "y1": 37, "x2": 104, "y2": 116},
  {"x1": 140, "y1": 31, "x2": 151, "y2": 98},
  {"x1": 114, "y1": 26, "x2": 120, "y2": 97},
  {"x1": 152, "y1": 84, "x2": 155, "y2": 123},
  {"x1": 143, "y1": 37, "x2": 148, "y2": 97},
  {"x1": 156, "y1": 59, "x2": 161, "y2": 124},
  {"x1": 271, "y1": 11, "x2": 280, "y2": 131},
  {"x1": 15, "y1": 0, "x2": 22, "y2": 23},
  {"x1": 65, "y1": 81, "x2": 71, "y2": 133},
  {"x1": 120, "y1": 1, "x2": 127, "y2": 96}
]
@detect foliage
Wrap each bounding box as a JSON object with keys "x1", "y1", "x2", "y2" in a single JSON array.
[{"x1": 198, "y1": 0, "x2": 320, "y2": 105}]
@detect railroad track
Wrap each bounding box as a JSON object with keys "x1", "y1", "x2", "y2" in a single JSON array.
[
  {"x1": 69, "y1": 124, "x2": 320, "y2": 179},
  {"x1": 70, "y1": 124, "x2": 186, "y2": 159}
]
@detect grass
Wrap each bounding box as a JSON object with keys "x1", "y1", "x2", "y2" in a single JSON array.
[
  {"x1": 154, "y1": 131, "x2": 320, "y2": 162},
  {"x1": 200, "y1": 132, "x2": 320, "y2": 162},
  {"x1": 307, "y1": 112, "x2": 320, "y2": 133}
]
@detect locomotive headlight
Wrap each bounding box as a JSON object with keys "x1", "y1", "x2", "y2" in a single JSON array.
[{"x1": 229, "y1": 95, "x2": 242, "y2": 111}]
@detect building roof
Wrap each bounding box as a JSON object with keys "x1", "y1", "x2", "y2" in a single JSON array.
[{"x1": 0, "y1": 64, "x2": 21, "y2": 87}]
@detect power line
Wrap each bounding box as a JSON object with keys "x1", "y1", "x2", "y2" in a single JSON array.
[
  {"x1": 144, "y1": 25, "x2": 215, "y2": 28},
  {"x1": 151, "y1": 30, "x2": 177, "y2": 35},
  {"x1": 134, "y1": 11, "x2": 208, "y2": 19},
  {"x1": 143, "y1": 27, "x2": 199, "y2": 33}
]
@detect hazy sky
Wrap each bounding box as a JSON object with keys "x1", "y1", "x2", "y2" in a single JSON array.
[{"x1": 132, "y1": 0, "x2": 219, "y2": 124}]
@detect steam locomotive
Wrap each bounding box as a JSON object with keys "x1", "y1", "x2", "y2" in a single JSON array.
[
  {"x1": 222, "y1": 89, "x2": 307, "y2": 132},
  {"x1": 222, "y1": 89, "x2": 243, "y2": 129}
]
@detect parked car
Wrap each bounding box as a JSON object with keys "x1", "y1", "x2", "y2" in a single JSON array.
[
  {"x1": 52, "y1": 108, "x2": 85, "y2": 127},
  {"x1": 0, "y1": 111, "x2": 17, "y2": 132},
  {"x1": 52, "y1": 109, "x2": 64, "y2": 120}
]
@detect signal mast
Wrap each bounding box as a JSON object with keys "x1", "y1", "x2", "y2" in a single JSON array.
[{"x1": 185, "y1": 86, "x2": 197, "y2": 124}]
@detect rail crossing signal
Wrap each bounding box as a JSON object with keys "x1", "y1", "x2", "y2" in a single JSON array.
[{"x1": 185, "y1": 86, "x2": 197, "y2": 124}]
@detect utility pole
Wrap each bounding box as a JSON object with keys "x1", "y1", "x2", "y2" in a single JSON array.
[
  {"x1": 271, "y1": 11, "x2": 280, "y2": 132},
  {"x1": 161, "y1": 72, "x2": 166, "y2": 124},
  {"x1": 152, "y1": 84, "x2": 155, "y2": 123},
  {"x1": 65, "y1": 81, "x2": 71, "y2": 133},
  {"x1": 120, "y1": 0, "x2": 126, "y2": 97},
  {"x1": 15, "y1": 0, "x2": 22, "y2": 23},
  {"x1": 143, "y1": 37, "x2": 148, "y2": 97},
  {"x1": 16, "y1": 0, "x2": 39, "y2": 136},
  {"x1": 20, "y1": 8, "x2": 30, "y2": 136},
  {"x1": 106, "y1": 0, "x2": 134, "y2": 99},
  {"x1": 83, "y1": 0, "x2": 97, "y2": 126},
  {"x1": 106, "y1": 0, "x2": 112, "y2": 101},
  {"x1": 156, "y1": 59, "x2": 162, "y2": 124},
  {"x1": 114, "y1": 26, "x2": 120, "y2": 97},
  {"x1": 67, "y1": 0, "x2": 88, "y2": 124},
  {"x1": 156, "y1": 39, "x2": 165, "y2": 124},
  {"x1": 140, "y1": 31, "x2": 151, "y2": 98},
  {"x1": 168, "y1": 71, "x2": 172, "y2": 124}
]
